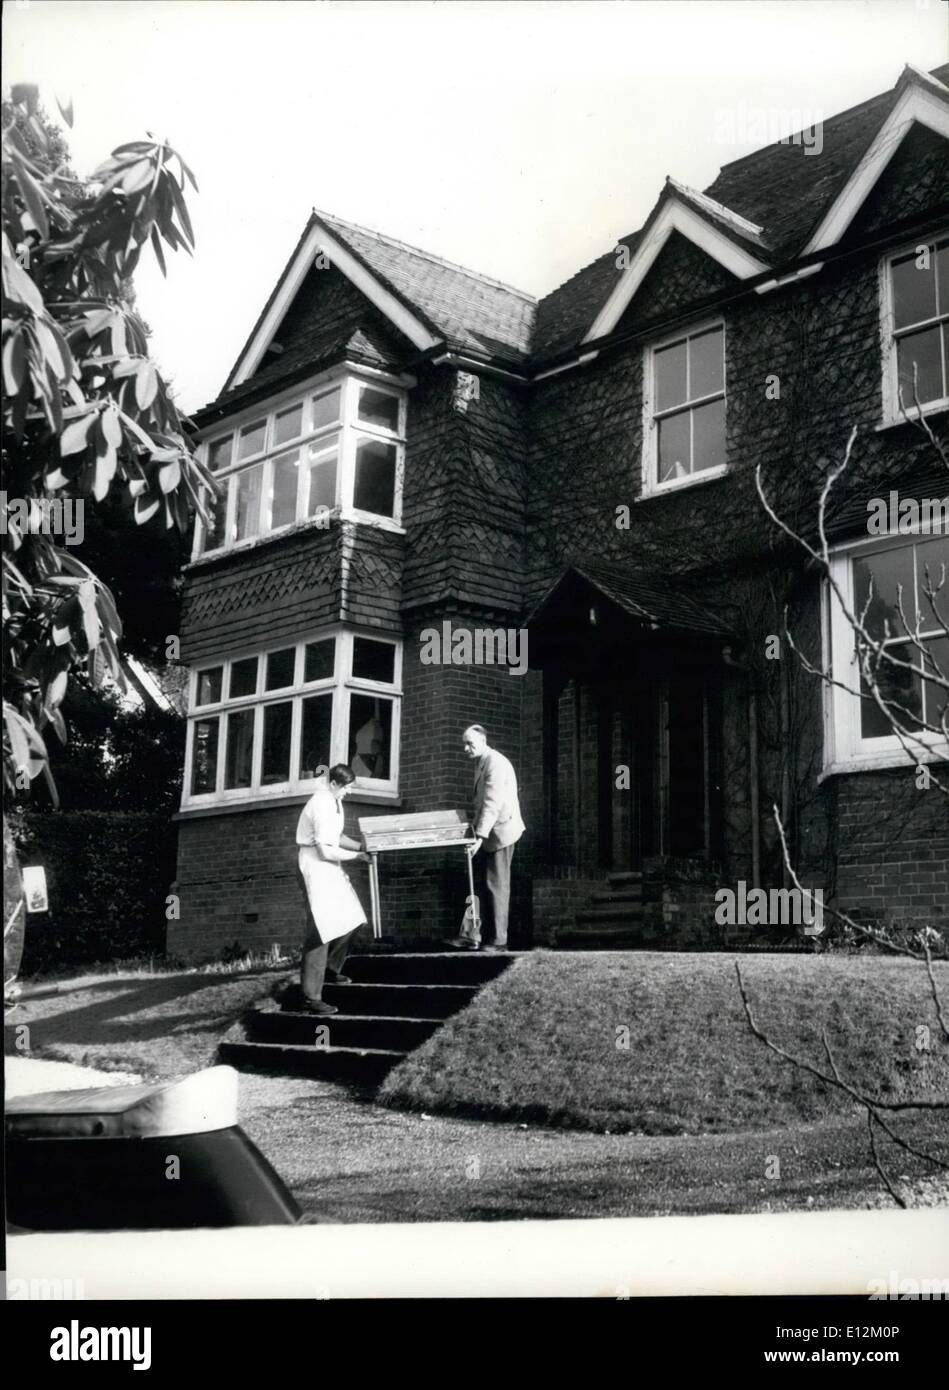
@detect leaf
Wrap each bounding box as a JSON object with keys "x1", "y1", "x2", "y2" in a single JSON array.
[
  {"x1": 10, "y1": 84, "x2": 40, "y2": 113},
  {"x1": 134, "y1": 494, "x2": 161, "y2": 526},
  {"x1": 60, "y1": 410, "x2": 98, "y2": 456},
  {"x1": 120, "y1": 160, "x2": 154, "y2": 195},
  {"x1": 149, "y1": 224, "x2": 167, "y2": 277},
  {"x1": 2, "y1": 247, "x2": 45, "y2": 315},
  {"x1": 158, "y1": 458, "x2": 181, "y2": 493},
  {"x1": 102, "y1": 404, "x2": 123, "y2": 448},
  {"x1": 9, "y1": 149, "x2": 50, "y2": 241},
  {"x1": 47, "y1": 669, "x2": 69, "y2": 709},
  {"x1": 135, "y1": 361, "x2": 158, "y2": 410},
  {"x1": 3, "y1": 330, "x2": 26, "y2": 394},
  {"x1": 55, "y1": 91, "x2": 75, "y2": 128}
]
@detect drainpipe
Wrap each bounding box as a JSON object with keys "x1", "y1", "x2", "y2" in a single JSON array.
[{"x1": 723, "y1": 646, "x2": 760, "y2": 891}]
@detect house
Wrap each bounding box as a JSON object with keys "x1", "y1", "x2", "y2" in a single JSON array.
[{"x1": 170, "y1": 63, "x2": 949, "y2": 960}]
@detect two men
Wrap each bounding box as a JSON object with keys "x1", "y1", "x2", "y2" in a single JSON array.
[
  {"x1": 461, "y1": 724, "x2": 525, "y2": 951},
  {"x1": 296, "y1": 763, "x2": 369, "y2": 1016}
]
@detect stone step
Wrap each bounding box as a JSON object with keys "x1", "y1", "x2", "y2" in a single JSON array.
[
  {"x1": 590, "y1": 887, "x2": 643, "y2": 904},
  {"x1": 576, "y1": 905, "x2": 645, "y2": 926},
  {"x1": 607, "y1": 872, "x2": 643, "y2": 887},
  {"x1": 249, "y1": 1008, "x2": 442, "y2": 1051},
  {"x1": 220, "y1": 1036, "x2": 401, "y2": 1085},
  {"x1": 345, "y1": 952, "x2": 512, "y2": 985},
  {"x1": 319, "y1": 981, "x2": 479, "y2": 1019}
]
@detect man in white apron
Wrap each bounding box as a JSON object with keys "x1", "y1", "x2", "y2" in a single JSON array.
[{"x1": 296, "y1": 764, "x2": 369, "y2": 1016}]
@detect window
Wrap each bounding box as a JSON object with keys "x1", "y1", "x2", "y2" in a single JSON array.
[
  {"x1": 195, "y1": 373, "x2": 406, "y2": 556},
  {"x1": 825, "y1": 532, "x2": 948, "y2": 772},
  {"x1": 183, "y1": 629, "x2": 402, "y2": 806},
  {"x1": 643, "y1": 322, "x2": 726, "y2": 494},
  {"x1": 881, "y1": 236, "x2": 949, "y2": 421}
]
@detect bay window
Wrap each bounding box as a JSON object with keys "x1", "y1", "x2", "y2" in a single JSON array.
[
  {"x1": 824, "y1": 531, "x2": 948, "y2": 772},
  {"x1": 194, "y1": 372, "x2": 406, "y2": 556},
  {"x1": 184, "y1": 629, "x2": 402, "y2": 806}
]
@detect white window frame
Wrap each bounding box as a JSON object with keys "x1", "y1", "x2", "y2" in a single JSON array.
[
  {"x1": 879, "y1": 233, "x2": 949, "y2": 427},
  {"x1": 181, "y1": 627, "x2": 403, "y2": 809},
  {"x1": 823, "y1": 530, "x2": 949, "y2": 776},
  {"x1": 641, "y1": 318, "x2": 727, "y2": 498},
  {"x1": 192, "y1": 366, "x2": 408, "y2": 559}
]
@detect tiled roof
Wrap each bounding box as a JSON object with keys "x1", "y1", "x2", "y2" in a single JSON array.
[
  {"x1": 529, "y1": 559, "x2": 736, "y2": 639},
  {"x1": 316, "y1": 212, "x2": 537, "y2": 366}
]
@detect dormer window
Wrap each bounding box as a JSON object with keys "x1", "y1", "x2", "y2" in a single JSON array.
[
  {"x1": 195, "y1": 372, "x2": 406, "y2": 556},
  {"x1": 881, "y1": 236, "x2": 949, "y2": 423},
  {"x1": 642, "y1": 321, "x2": 726, "y2": 495}
]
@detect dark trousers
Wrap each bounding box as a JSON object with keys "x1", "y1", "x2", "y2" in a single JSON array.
[
  {"x1": 301, "y1": 925, "x2": 359, "y2": 1002},
  {"x1": 479, "y1": 843, "x2": 515, "y2": 947}
]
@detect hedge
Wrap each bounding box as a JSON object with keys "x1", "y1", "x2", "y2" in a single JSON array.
[{"x1": 10, "y1": 811, "x2": 177, "y2": 975}]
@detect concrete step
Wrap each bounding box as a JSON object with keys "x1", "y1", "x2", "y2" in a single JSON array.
[
  {"x1": 345, "y1": 952, "x2": 512, "y2": 985},
  {"x1": 220, "y1": 1036, "x2": 401, "y2": 1085},
  {"x1": 319, "y1": 981, "x2": 479, "y2": 1019},
  {"x1": 248, "y1": 1007, "x2": 441, "y2": 1051}
]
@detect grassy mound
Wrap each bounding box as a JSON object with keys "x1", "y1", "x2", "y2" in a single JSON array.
[{"x1": 378, "y1": 951, "x2": 949, "y2": 1135}]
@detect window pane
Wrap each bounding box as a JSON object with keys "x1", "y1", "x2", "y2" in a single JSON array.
[
  {"x1": 238, "y1": 420, "x2": 267, "y2": 459},
  {"x1": 654, "y1": 339, "x2": 687, "y2": 412},
  {"x1": 229, "y1": 656, "x2": 258, "y2": 698},
  {"x1": 306, "y1": 446, "x2": 337, "y2": 515},
  {"x1": 892, "y1": 251, "x2": 937, "y2": 330},
  {"x1": 689, "y1": 327, "x2": 724, "y2": 400},
  {"x1": 207, "y1": 436, "x2": 232, "y2": 472},
  {"x1": 224, "y1": 708, "x2": 255, "y2": 788},
  {"x1": 190, "y1": 717, "x2": 219, "y2": 794},
  {"x1": 261, "y1": 701, "x2": 292, "y2": 785},
  {"x1": 859, "y1": 642, "x2": 923, "y2": 737},
  {"x1": 265, "y1": 647, "x2": 295, "y2": 690},
  {"x1": 300, "y1": 693, "x2": 333, "y2": 779},
  {"x1": 274, "y1": 403, "x2": 303, "y2": 446},
  {"x1": 234, "y1": 464, "x2": 263, "y2": 541},
  {"x1": 915, "y1": 537, "x2": 949, "y2": 630},
  {"x1": 921, "y1": 634, "x2": 949, "y2": 729},
  {"x1": 657, "y1": 410, "x2": 690, "y2": 483},
  {"x1": 270, "y1": 450, "x2": 299, "y2": 530},
  {"x1": 349, "y1": 694, "x2": 393, "y2": 780},
  {"x1": 358, "y1": 385, "x2": 400, "y2": 432},
  {"x1": 936, "y1": 242, "x2": 949, "y2": 317},
  {"x1": 854, "y1": 547, "x2": 916, "y2": 642},
  {"x1": 304, "y1": 638, "x2": 335, "y2": 682},
  {"x1": 897, "y1": 326, "x2": 944, "y2": 406},
  {"x1": 353, "y1": 438, "x2": 397, "y2": 517},
  {"x1": 352, "y1": 637, "x2": 396, "y2": 683},
  {"x1": 311, "y1": 388, "x2": 341, "y2": 432},
  {"x1": 203, "y1": 482, "x2": 229, "y2": 551},
  {"x1": 196, "y1": 667, "x2": 223, "y2": 705},
  {"x1": 691, "y1": 397, "x2": 725, "y2": 473}
]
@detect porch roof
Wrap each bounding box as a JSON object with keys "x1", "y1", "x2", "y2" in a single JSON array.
[{"x1": 526, "y1": 560, "x2": 737, "y2": 642}]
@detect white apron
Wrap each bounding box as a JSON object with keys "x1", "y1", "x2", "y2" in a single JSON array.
[{"x1": 298, "y1": 845, "x2": 366, "y2": 944}]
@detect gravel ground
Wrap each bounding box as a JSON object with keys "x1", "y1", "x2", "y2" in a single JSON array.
[{"x1": 233, "y1": 1069, "x2": 949, "y2": 1223}]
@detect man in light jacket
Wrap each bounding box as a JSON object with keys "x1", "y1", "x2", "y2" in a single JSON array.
[{"x1": 462, "y1": 724, "x2": 525, "y2": 951}]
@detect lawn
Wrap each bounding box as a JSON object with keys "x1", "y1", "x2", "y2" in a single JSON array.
[{"x1": 379, "y1": 950, "x2": 949, "y2": 1136}]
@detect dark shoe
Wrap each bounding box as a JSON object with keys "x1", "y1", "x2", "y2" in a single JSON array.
[
  {"x1": 325, "y1": 970, "x2": 351, "y2": 984},
  {"x1": 302, "y1": 999, "x2": 337, "y2": 1016},
  {"x1": 443, "y1": 937, "x2": 480, "y2": 951}
]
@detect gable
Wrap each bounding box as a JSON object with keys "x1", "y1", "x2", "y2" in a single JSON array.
[
  {"x1": 842, "y1": 122, "x2": 949, "y2": 244},
  {"x1": 612, "y1": 231, "x2": 737, "y2": 340}
]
